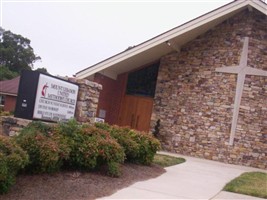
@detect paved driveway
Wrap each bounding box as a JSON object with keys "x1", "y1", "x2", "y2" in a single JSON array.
[{"x1": 99, "y1": 151, "x2": 266, "y2": 199}]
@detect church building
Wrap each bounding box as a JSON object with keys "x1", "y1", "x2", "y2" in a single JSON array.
[{"x1": 76, "y1": 0, "x2": 267, "y2": 169}]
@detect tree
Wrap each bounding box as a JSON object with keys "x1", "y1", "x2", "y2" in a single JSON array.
[
  {"x1": 0, "y1": 65, "x2": 19, "y2": 80},
  {"x1": 0, "y1": 27, "x2": 41, "y2": 80},
  {"x1": 35, "y1": 67, "x2": 49, "y2": 74}
]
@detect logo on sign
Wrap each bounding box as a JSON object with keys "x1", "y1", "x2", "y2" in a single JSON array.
[{"x1": 41, "y1": 83, "x2": 49, "y2": 97}]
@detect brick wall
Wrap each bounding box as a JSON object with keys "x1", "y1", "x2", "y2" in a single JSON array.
[
  {"x1": 152, "y1": 9, "x2": 267, "y2": 169},
  {"x1": 4, "y1": 95, "x2": 17, "y2": 112}
]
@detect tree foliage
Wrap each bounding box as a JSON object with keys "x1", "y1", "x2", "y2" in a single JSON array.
[
  {"x1": 0, "y1": 65, "x2": 19, "y2": 80},
  {"x1": 0, "y1": 27, "x2": 41, "y2": 80},
  {"x1": 35, "y1": 67, "x2": 49, "y2": 74}
]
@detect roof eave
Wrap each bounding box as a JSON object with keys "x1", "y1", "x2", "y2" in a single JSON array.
[
  {"x1": 0, "y1": 92, "x2": 17, "y2": 96},
  {"x1": 75, "y1": 0, "x2": 267, "y2": 80}
]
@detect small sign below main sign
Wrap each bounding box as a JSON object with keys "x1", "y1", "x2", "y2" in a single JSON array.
[
  {"x1": 15, "y1": 71, "x2": 79, "y2": 122},
  {"x1": 94, "y1": 117, "x2": 105, "y2": 123}
]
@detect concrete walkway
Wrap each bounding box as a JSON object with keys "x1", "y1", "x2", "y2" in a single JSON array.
[{"x1": 99, "y1": 151, "x2": 267, "y2": 200}]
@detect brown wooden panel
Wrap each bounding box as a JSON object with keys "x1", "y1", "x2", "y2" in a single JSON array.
[
  {"x1": 118, "y1": 95, "x2": 153, "y2": 132},
  {"x1": 118, "y1": 95, "x2": 137, "y2": 127},
  {"x1": 135, "y1": 97, "x2": 153, "y2": 131}
]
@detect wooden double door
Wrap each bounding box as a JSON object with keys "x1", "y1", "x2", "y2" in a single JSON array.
[{"x1": 118, "y1": 95, "x2": 153, "y2": 132}]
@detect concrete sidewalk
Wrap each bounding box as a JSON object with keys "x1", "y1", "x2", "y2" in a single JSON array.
[{"x1": 99, "y1": 152, "x2": 266, "y2": 200}]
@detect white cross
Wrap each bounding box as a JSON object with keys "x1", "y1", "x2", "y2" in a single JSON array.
[{"x1": 215, "y1": 37, "x2": 267, "y2": 145}]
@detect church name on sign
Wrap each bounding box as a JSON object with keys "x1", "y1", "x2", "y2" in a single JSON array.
[{"x1": 33, "y1": 74, "x2": 79, "y2": 122}]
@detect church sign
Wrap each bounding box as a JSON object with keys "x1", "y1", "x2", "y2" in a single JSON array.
[{"x1": 15, "y1": 71, "x2": 79, "y2": 122}]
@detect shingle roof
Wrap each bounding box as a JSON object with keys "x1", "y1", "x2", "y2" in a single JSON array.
[{"x1": 0, "y1": 76, "x2": 20, "y2": 96}]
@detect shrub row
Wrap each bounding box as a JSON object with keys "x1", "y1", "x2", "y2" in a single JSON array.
[
  {"x1": 0, "y1": 120, "x2": 161, "y2": 194},
  {"x1": 54, "y1": 120, "x2": 125, "y2": 176},
  {"x1": 16, "y1": 122, "x2": 70, "y2": 174},
  {"x1": 0, "y1": 136, "x2": 28, "y2": 194},
  {"x1": 95, "y1": 123, "x2": 161, "y2": 165}
]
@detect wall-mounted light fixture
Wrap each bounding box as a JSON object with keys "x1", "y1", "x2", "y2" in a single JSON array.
[{"x1": 165, "y1": 40, "x2": 180, "y2": 52}]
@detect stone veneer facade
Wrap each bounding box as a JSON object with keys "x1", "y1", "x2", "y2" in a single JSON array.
[
  {"x1": 68, "y1": 78, "x2": 102, "y2": 123},
  {"x1": 151, "y1": 9, "x2": 267, "y2": 169}
]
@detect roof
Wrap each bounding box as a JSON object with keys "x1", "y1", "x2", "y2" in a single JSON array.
[
  {"x1": 0, "y1": 76, "x2": 20, "y2": 96},
  {"x1": 76, "y1": 0, "x2": 267, "y2": 80}
]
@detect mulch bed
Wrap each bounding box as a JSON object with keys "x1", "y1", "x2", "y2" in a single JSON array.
[{"x1": 1, "y1": 163, "x2": 165, "y2": 200}]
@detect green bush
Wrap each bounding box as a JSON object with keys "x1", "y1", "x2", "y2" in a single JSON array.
[
  {"x1": 130, "y1": 130, "x2": 161, "y2": 165},
  {"x1": 0, "y1": 135, "x2": 29, "y2": 194},
  {"x1": 57, "y1": 120, "x2": 125, "y2": 176},
  {"x1": 6, "y1": 119, "x2": 160, "y2": 181},
  {"x1": 55, "y1": 118, "x2": 80, "y2": 137},
  {"x1": 15, "y1": 121, "x2": 70, "y2": 174},
  {"x1": 95, "y1": 123, "x2": 161, "y2": 165},
  {"x1": 106, "y1": 161, "x2": 121, "y2": 177},
  {"x1": 0, "y1": 119, "x2": 161, "y2": 195},
  {"x1": 95, "y1": 123, "x2": 139, "y2": 161},
  {"x1": 96, "y1": 131, "x2": 125, "y2": 177},
  {"x1": 60, "y1": 124, "x2": 99, "y2": 170}
]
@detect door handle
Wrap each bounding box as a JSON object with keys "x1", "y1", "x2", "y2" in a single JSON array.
[{"x1": 131, "y1": 114, "x2": 135, "y2": 128}]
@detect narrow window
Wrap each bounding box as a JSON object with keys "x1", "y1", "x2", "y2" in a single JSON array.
[{"x1": 0, "y1": 95, "x2": 5, "y2": 106}]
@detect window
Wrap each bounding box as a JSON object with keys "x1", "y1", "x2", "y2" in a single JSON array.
[
  {"x1": 0, "y1": 95, "x2": 5, "y2": 106},
  {"x1": 126, "y1": 62, "x2": 160, "y2": 97}
]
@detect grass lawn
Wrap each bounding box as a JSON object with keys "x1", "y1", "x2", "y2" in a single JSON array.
[
  {"x1": 223, "y1": 172, "x2": 267, "y2": 198},
  {"x1": 153, "y1": 154, "x2": 186, "y2": 167}
]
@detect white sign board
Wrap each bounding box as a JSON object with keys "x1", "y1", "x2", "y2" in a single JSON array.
[{"x1": 33, "y1": 74, "x2": 79, "y2": 122}]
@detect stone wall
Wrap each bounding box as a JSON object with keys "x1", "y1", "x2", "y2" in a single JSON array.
[
  {"x1": 1, "y1": 116, "x2": 41, "y2": 136},
  {"x1": 1, "y1": 78, "x2": 102, "y2": 136},
  {"x1": 68, "y1": 78, "x2": 102, "y2": 123},
  {"x1": 151, "y1": 9, "x2": 267, "y2": 169}
]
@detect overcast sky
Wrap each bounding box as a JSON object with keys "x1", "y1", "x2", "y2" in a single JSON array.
[{"x1": 1, "y1": 0, "x2": 232, "y2": 77}]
